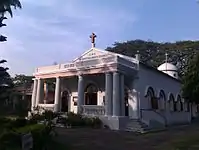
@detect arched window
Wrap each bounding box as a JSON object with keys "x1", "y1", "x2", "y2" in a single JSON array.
[
  {"x1": 177, "y1": 95, "x2": 183, "y2": 111},
  {"x1": 85, "y1": 84, "x2": 98, "y2": 93},
  {"x1": 159, "y1": 90, "x2": 166, "y2": 110},
  {"x1": 168, "y1": 94, "x2": 175, "y2": 111},
  {"x1": 146, "y1": 87, "x2": 158, "y2": 109},
  {"x1": 84, "y1": 83, "x2": 98, "y2": 105}
]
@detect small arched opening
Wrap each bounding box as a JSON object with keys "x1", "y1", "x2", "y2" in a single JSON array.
[
  {"x1": 159, "y1": 90, "x2": 166, "y2": 110},
  {"x1": 177, "y1": 95, "x2": 183, "y2": 111},
  {"x1": 84, "y1": 83, "x2": 98, "y2": 105},
  {"x1": 168, "y1": 93, "x2": 175, "y2": 111},
  {"x1": 146, "y1": 87, "x2": 158, "y2": 109}
]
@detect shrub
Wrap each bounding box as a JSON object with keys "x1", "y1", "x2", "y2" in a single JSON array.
[
  {"x1": 12, "y1": 118, "x2": 27, "y2": 128},
  {"x1": 0, "y1": 116, "x2": 56, "y2": 150},
  {"x1": 66, "y1": 112, "x2": 84, "y2": 127},
  {"x1": 65, "y1": 112, "x2": 102, "y2": 128},
  {"x1": 91, "y1": 117, "x2": 102, "y2": 128},
  {"x1": 42, "y1": 110, "x2": 58, "y2": 121},
  {"x1": 0, "y1": 117, "x2": 11, "y2": 125},
  {"x1": 16, "y1": 123, "x2": 55, "y2": 150}
]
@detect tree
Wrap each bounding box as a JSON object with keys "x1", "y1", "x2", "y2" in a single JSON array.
[
  {"x1": 0, "y1": 59, "x2": 13, "y2": 101},
  {"x1": 0, "y1": 0, "x2": 22, "y2": 104},
  {"x1": 0, "y1": 15, "x2": 7, "y2": 42},
  {"x1": 181, "y1": 54, "x2": 199, "y2": 104},
  {"x1": 106, "y1": 40, "x2": 199, "y2": 77},
  {"x1": 12, "y1": 74, "x2": 33, "y2": 86},
  {"x1": 0, "y1": 0, "x2": 22, "y2": 42},
  {"x1": 0, "y1": 0, "x2": 22, "y2": 17}
]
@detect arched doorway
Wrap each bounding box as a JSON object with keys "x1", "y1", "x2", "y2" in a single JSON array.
[
  {"x1": 61, "y1": 90, "x2": 69, "y2": 112},
  {"x1": 84, "y1": 83, "x2": 98, "y2": 105},
  {"x1": 124, "y1": 88, "x2": 129, "y2": 116}
]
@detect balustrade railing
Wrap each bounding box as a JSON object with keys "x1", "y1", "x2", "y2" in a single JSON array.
[{"x1": 81, "y1": 105, "x2": 105, "y2": 116}]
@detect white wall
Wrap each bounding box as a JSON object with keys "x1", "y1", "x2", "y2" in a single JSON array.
[{"x1": 136, "y1": 64, "x2": 191, "y2": 126}]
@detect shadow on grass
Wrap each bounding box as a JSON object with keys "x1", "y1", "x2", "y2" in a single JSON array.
[
  {"x1": 49, "y1": 139, "x2": 70, "y2": 150},
  {"x1": 154, "y1": 134, "x2": 199, "y2": 150}
]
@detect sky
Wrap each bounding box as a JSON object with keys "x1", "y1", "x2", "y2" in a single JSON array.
[{"x1": 0, "y1": 0, "x2": 199, "y2": 76}]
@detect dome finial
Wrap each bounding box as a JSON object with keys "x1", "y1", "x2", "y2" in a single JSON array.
[
  {"x1": 165, "y1": 52, "x2": 168, "y2": 71},
  {"x1": 165, "y1": 52, "x2": 168, "y2": 63}
]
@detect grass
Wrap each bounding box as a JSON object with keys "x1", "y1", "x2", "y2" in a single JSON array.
[
  {"x1": 159, "y1": 134, "x2": 199, "y2": 150},
  {"x1": 48, "y1": 139, "x2": 69, "y2": 150},
  {"x1": 55, "y1": 124, "x2": 199, "y2": 150}
]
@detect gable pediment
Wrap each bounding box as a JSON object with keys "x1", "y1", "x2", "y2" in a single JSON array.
[{"x1": 73, "y1": 48, "x2": 111, "y2": 62}]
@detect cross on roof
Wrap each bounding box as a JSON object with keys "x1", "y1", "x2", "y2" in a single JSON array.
[{"x1": 90, "y1": 32, "x2": 97, "y2": 48}]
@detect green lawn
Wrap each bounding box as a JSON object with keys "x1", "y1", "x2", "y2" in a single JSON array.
[{"x1": 55, "y1": 124, "x2": 199, "y2": 150}]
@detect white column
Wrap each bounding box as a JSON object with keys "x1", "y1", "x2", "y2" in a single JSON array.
[
  {"x1": 130, "y1": 77, "x2": 140, "y2": 119},
  {"x1": 120, "y1": 74, "x2": 125, "y2": 116},
  {"x1": 31, "y1": 78, "x2": 38, "y2": 110},
  {"x1": 44, "y1": 82, "x2": 48, "y2": 104},
  {"x1": 35, "y1": 79, "x2": 43, "y2": 107},
  {"x1": 113, "y1": 72, "x2": 120, "y2": 116},
  {"x1": 105, "y1": 72, "x2": 113, "y2": 116},
  {"x1": 54, "y1": 77, "x2": 61, "y2": 112},
  {"x1": 77, "y1": 75, "x2": 84, "y2": 113}
]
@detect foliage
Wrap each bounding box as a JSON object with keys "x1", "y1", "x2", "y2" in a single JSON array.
[
  {"x1": 0, "y1": 110, "x2": 102, "y2": 149},
  {"x1": 30, "y1": 108, "x2": 102, "y2": 128},
  {"x1": 0, "y1": 115, "x2": 56, "y2": 150},
  {"x1": 14, "y1": 100, "x2": 29, "y2": 117},
  {"x1": 12, "y1": 74, "x2": 33, "y2": 87},
  {"x1": 106, "y1": 40, "x2": 199, "y2": 77},
  {"x1": 16, "y1": 124, "x2": 54, "y2": 150},
  {"x1": 0, "y1": 0, "x2": 22, "y2": 42},
  {"x1": 0, "y1": 0, "x2": 22, "y2": 17},
  {"x1": 181, "y1": 53, "x2": 199, "y2": 104},
  {"x1": 0, "y1": 0, "x2": 22, "y2": 103},
  {"x1": 65, "y1": 112, "x2": 102, "y2": 128},
  {"x1": 0, "y1": 123, "x2": 54, "y2": 150},
  {"x1": 0, "y1": 60, "x2": 13, "y2": 102}
]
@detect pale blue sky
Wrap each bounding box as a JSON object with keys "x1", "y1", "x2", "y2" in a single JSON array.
[{"x1": 0, "y1": 0, "x2": 199, "y2": 76}]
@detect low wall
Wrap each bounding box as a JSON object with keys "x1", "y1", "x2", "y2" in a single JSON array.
[{"x1": 167, "y1": 112, "x2": 191, "y2": 125}]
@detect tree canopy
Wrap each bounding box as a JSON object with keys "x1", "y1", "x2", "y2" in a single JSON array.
[
  {"x1": 12, "y1": 74, "x2": 33, "y2": 87},
  {"x1": 106, "y1": 40, "x2": 198, "y2": 77},
  {"x1": 0, "y1": 60, "x2": 13, "y2": 100},
  {"x1": 0, "y1": 0, "x2": 22, "y2": 102},
  {"x1": 0, "y1": 0, "x2": 22, "y2": 17},
  {"x1": 181, "y1": 54, "x2": 199, "y2": 104},
  {"x1": 0, "y1": 0, "x2": 22, "y2": 42}
]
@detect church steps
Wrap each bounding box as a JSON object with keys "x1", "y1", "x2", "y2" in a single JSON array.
[{"x1": 125, "y1": 119, "x2": 150, "y2": 133}]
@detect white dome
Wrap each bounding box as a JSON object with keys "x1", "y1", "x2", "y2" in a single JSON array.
[
  {"x1": 157, "y1": 63, "x2": 178, "y2": 71},
  {"x1": 157, "y1": 63, "x2": 179, "y2": 79}
]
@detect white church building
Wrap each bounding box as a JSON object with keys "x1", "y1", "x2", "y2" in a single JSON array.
[{"x1": 31, "y1": 33, "x2": 197, "y2": 131}]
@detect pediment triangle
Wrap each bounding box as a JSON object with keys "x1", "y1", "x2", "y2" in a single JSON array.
[{"x1": 73, "y1": 48, "x2": 112, "y2": 62}]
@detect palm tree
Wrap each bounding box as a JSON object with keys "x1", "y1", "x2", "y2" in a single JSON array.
[{"x1": 0, "y1": 0, "x2": 22, "y2": 17}]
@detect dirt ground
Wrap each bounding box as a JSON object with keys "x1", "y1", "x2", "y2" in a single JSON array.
[{"x1": 55, "y1": 124, "x2": 199, "y2": 150}]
